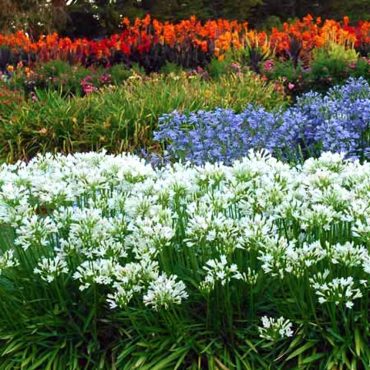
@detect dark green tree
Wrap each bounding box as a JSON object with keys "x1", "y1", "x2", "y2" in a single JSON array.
[
  {"x1": 0, "y1": 0, "x2": 69, "y2": 36},
  {"x1": 0, "y1": 0, "x2": 368, "y2": 37}
]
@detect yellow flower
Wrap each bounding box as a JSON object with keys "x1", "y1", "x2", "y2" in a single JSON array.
[{"x1": 38, "y1": 128, "x2": 48, "y2": 135}]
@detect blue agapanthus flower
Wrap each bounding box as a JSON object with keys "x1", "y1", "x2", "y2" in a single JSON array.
[{"x1": 154, "y1": 78, "x2": 370, "y2": 164}]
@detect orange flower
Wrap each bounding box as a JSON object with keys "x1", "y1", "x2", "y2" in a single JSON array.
[{"x1": 0, "y1": 15, "x2": 367, "y2": 66}]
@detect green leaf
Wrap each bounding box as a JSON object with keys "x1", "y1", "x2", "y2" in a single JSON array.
[
  {"x1": 174, "y1": 348, "x2": 190, "y2": 370},
  {"x1": 354, "y1": 328, "x2": 363, "y2": 357},
  {"x1": 285, "y1": 341, "x2": 317, "y2": 361},
  {"x1": 1, "y1": 340, "x2": 24, "y2": 356},
  {"x1": 244, "y1": 339, "x2": 258, "y2": 354},
  {"x1": 149, "y1": 348, "x2": 188, "y2": 370},
  {"x1": 301, "y1": 352, "x2": 325, "y2": 364},
  {"x1": 28, "y1": 351, "x2": 55, "y2": 370}
]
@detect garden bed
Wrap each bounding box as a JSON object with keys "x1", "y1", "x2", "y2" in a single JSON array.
[
  {"x1": 0, "y1": 151, "x2": 369, "y2": 368},
  {"x1": 0, "y1": 13, "x2": 369, "y2": 370}
]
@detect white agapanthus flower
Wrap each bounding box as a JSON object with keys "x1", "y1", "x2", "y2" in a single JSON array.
[
  {"x1": 352, "y1": 220, "x2": 370, "y2": 242},
  {"x1": 327, "y1": 241, "x2": 369, "y2": 268},
  {"x1": 0, "y1": 151, "x2": 368, "y2": 319},
  {"x1": 34, "y1": 255, "x2": 69, "y2": 282},
  {"x1": 0, "y1": 250, "x2": 19, "y2": 273},
  {"x1": 107, "y1": 258, "x2": 160, "y2": 309},
  {"x1": 15, "y1": 215, "x2": 57, "y2": 251},
  {"x1": 309, "y1": 270, "x2": 363, "y2": 309},
  {"x1": 73, "y1": 259, "x2": 118, "y2": 291},
  {"x1": 285, "y1": 240, "x2": 326, "y2": 276},
  {"x1": 258, "y1": 316, "x2": 294, "y2": 341},
  {"x1": 143, "y1": 274, "x2": 188, "y2": 311},
  {"x1": 200, "y1": 255, "x2": 244, "y2": 292}
]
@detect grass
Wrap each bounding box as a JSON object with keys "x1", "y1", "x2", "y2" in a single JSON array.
[{"x1": 0, "y1": 71, "x2": 287, "y2": 162}]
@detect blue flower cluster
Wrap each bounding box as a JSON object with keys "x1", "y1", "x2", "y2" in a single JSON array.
[{"x1": 154, "y1": 78, "x2": 370, "y2": 164}]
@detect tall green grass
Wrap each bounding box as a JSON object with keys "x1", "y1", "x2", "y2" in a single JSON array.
[{"x1": 0, "y1": 72, "x2": 287, "y2": 162}]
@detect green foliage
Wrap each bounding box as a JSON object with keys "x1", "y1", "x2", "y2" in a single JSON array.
[
  {"x1": 0, "y1": 85, "x2": 25, "y2": 123},
  {"x1": 37, "y1": 59, "x2": 74, "y2": 76},
  {"x1": 311, "y1": 54, "x2": 348, "y2": 80},
  {"x1": 0, "y1": 72, "x2": 287, "y2": 162},
  {"x1": 262, "y1": 48, "x2": 370, "y2": 98},
  {"x1": 206, "y1": 57, "x2": 232, "y2": 78},
  {"x1": 267, "y1": 60, "x2": 303, "y2": 82},
  {"x1": 108, "y1": 63, "x2": 133, "y2": 85},
  {"x1": 6, "y1": 60, "x2": 137, "y2": 96},
  {"x1": 309, "y1": 45, "x2": 363, "y2": 91},
  {"x1": 314, "y1": 42, "x2": 358, "y2": 65},
  {"x1": 159, "y1": 62, "x2": 184, "y2": 75},
  {"x1": 350, "y1": 57, "x2": 370, "y2": 80}
]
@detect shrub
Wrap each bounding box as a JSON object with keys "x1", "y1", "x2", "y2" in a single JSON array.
[
  {"x1": 0, "y1": 151, "x2": 369, "y2": 368},
  {"x1": 310, "y1": 44, "x2": 359, "y2": 86},
  {"x1": 263, "y1": 49, "x2": 370, "y2": 98}
]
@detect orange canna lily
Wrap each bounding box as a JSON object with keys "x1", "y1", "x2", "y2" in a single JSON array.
[{"x1": 0, "y1": 15, "x2": 367, "y2": 67}]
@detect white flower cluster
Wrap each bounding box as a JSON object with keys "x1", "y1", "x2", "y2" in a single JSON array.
[
  {"x1": 34, "y1": 255, "x2": 68, "y2": 282},
  {"x1": 200, "y1": 255, "x2": 243, "y2": 292},
  {"x1": 0, "y1": 151, "x2": 369, "y2": 314},
  {"x1": 107, "y1": 259, "x2": 160, "y2": 308},
  {"x1": 309, "y1": 270, "x2": 365, "y2": 309},
  {"x1": 0, "y1": 250, "x2": 18, "y2": 274},
  {"x1": 143, "y1": 274, "x2": 189, "y2": 311},
  {"x1": 258, "y1": 316, "x2": 294, "y2": 341}
]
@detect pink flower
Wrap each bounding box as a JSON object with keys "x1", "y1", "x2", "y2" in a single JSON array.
[
  {"x1": 81, "y1": 76, "x2": 96, "y2": 95},
  {"x1": 230, "y1": 62, "x2": 241, "y2": 72},
  {"x1": 30, "y1": 92, "x2": 38, "y2": 102},
  {"x1": 288, "y1": 82, "x2": 295, "y2": 90},
  {"x1": 82, "y1": 84, "x2": 95, "y2": 94},
  {"x1": 263, "y1": 59, "x2": 274, "y2": 72},
  {"x1": 99, "y1": 73, "x2": 111, "y2": 85}
]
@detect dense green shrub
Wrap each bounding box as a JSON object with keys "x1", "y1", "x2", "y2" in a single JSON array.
[{"x1": 263, "y1": 54, "x2": 370, "y2": 97}]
